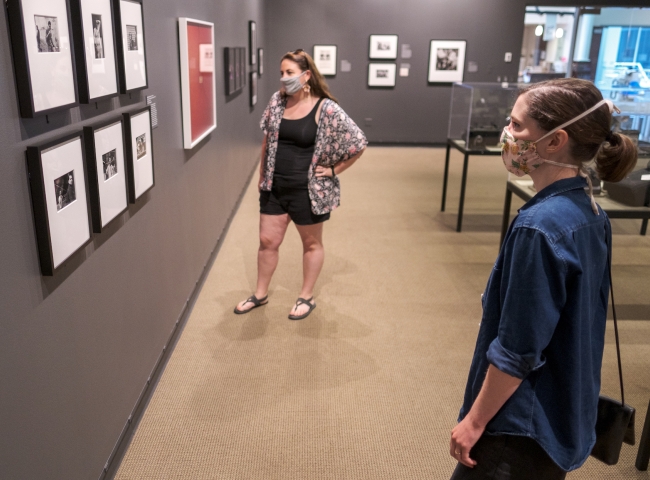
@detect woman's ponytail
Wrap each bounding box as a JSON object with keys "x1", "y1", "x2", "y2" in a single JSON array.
[{"x1": 595, "y1": 132, "x2": 638, "y2": 182}]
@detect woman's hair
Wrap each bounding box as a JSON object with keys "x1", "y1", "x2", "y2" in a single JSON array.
[
  {"x1": 519, "y1": 78, "x2": 637, "y2": 182},
  {"x1": 280, "y1": 49, "x2": 338, "y2": 103}
]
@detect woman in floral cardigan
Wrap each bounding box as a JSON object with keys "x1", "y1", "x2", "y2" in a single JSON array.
[{"x1": 235, "y1": 50, "x2": 367, "y2": 320}]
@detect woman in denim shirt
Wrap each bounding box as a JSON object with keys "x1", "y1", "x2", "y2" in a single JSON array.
[{"x1": 450, "y1": 79, "x2": 637, "y2": 479}]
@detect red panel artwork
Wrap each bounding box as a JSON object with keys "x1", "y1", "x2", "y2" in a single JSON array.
[{"x1": 187, "y1": 23, "x2": 214, "y2": 143}]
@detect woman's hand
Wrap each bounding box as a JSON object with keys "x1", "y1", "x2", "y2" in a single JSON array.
[
  {"x1": 314, "y1": 165, "x2": 335, "y2": 178},
  {"x1": 449, "y1": 416, "x2": 483, "y2": 468}
]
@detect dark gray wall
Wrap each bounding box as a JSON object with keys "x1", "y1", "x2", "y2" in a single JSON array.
[
  {"x1": 264, "y1": 0, "x2": 650, "y2": 144},
  {"x1": 0, "y1": 1, "x2": 265, "y2": 478}
]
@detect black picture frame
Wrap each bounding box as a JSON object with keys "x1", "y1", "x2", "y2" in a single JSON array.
[
  {"x1": 123, "y1": 106, "x2": 154, "y2": 203},
  {"x1": 240, "y1": 47, "x2": 246, "y2": 86},
  {"x1": 368, "y1": 34, "x2": 399, "y2": 60},
  {"x1": 113, "y1": 0, "x2": 148, "y2": 94},
  {"x1": 6, "y1": 0, "x2": 79, "y2": 118},
  {"x1": 257, "y1": 48, "x2": 263, "y2": 76},
  {"x1": 69, "y1": 0, "x2": 120, "y2": 103},
  {"x1": 427, "y1": 39, "x2": 467, "y2": 84},
  {"x1": 249, "y1": 21, "x2": 256, "y2": 65},
  {"x1": 26, "y1": 132, "x2": 92, "y2": 276},
  {"x1": 83, "y1": 117, "x2": 128, "y2": 232},
  {"x1": 250, "y1": 71, "x2": 257, "y2": 106},
  {"x1": 313, "y1": 44, "x2": 337, "y2": 76},
  {"x1": 224, "y1": 47, "x2": 235, "y2": 95}
]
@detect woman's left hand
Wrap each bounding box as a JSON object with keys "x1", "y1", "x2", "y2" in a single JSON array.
[{"x1": 314, "y1": 165, "x2": 335, "y2": 178}]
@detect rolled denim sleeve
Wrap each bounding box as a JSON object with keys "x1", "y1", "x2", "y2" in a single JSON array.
[{"x1": 487, "y1": 227, "x2": 567, "y2": 379}]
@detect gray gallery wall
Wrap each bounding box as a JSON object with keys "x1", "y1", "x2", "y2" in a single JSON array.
[
  {"x1": 264, "y1": 0, "x2": 650, "y2": 144},
  {"x1": 0, "y1": 0, "x2": 265, "y2": 478}
]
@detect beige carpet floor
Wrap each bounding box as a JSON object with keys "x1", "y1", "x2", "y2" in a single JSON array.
[{"x1": 115, "y1": 147, "x2": 650, "y2": 479}]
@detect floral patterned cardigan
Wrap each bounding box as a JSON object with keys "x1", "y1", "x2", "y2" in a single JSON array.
[{"x1": 260, "y1": 91, "x2": 368, "y2": 215}]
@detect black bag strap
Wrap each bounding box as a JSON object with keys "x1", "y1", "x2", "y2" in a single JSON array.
[{"x1": 606, "y1": 230, "x2": 625, "y2": 406}]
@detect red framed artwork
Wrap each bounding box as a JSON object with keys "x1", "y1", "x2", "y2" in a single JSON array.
[{"x1": 178, "y1": 18, "x2": 216, "y2": 149}]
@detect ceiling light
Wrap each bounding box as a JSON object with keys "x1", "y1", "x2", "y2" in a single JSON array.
[{"x1": 535, "y1": 25, "x2": 544, "y2": 36}]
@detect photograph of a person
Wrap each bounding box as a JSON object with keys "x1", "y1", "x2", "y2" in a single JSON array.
[
  {"x1": 54, "y1": 171, "x2": 76, "y2": 211},
  {"x1": 102, "y1": 149, "x2": 118, "y2": 181},
  {"x1": 376, "y1": 69, "x2": 389, "y2": 78},
  {"x1": 436, "y1": 48, "x2": 458, "y2": 71},
  {"x1": 126, "y1": 25, "x2": 138, "y2": 51},
  {"x1": 234, "y1": 49, "x2": 367, "y2": 320},
  {"x1": 92, "y1": 14, "x2": 104, "y2": 59},
  {"x1": 376, "y1": 41, "x2": 390, "y2": 51},
  {"x1": 34, "y1": 15, "x2": 60, "y2": 53},
  {"x1": 319, "y1": 52, "x2": 330, "y2": 61},
  {"x1": 136, "y1": 133, "x2": 146, "y2": 159}
]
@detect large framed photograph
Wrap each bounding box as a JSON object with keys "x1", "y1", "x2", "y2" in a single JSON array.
[
  {"x1": 313, "y1": 45, "x2": 337, "y2": 76},
  {"x1": 69, "y1": 0, "x2": 119, "y2": 103},
  {"x1": 249, "y1": 21, "x2": 256, "y2": 65},
  {"x1": 26, "y1": 133, "x2": 91, "y2": 276},
  {"x1": 6, "y1": 0, "x2": 78, "y2": 117},
  {"x1": 368, "y1": 63, "x2": 396, "y2": 87},
  {"x1": 123, "y1": 107, "x2": 154, "y2": 203},
  {"x1": 369, "y1": 34, "x2": 398, "y2": 60},
  {"x1": 83, "y1": 118, "x2": 128, "y2": 232},
  {"x1": 179, "y1": 18, "x2": 217, "y2": 150},
  {"x1": 428, "y1": 40, "x2": 466, "y2": 83},
  {"x1": 250, "y1": 71, "x2": 257, "y2": 106},
  {"x1": 113, "y1": 0, "x2": 148, "y2": 93}
]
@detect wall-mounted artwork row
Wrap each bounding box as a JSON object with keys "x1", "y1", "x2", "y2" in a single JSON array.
[
  {"x1": 179, "y1": 18, "x2": 217, "y2": 149},
  {"x1": 428, "y1": 40, "x2": 466, "y2": 83}
]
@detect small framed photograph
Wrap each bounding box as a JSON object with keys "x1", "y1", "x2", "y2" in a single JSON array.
[
  {"x1": 249, "y1": 21, "x2": 256, "y2": 65},
  {"x1": 235, "y1": 47, "x2": 241, "y2": 91},
  {"x1": 257, "y1": 48, "x2": 263, "y2": 76},
  {"x1": 123, "y1": 107, "x2": 154, "y2": 203},
  {"x1": 368, "y1": 63, "x2": 396, "y2": 87},
  {"x1": 428, "y1": 40, "x2": 466, "y2": 83},
  {"x1": 69, "y1": 0, "x2": 119, "y2": 103},
  {"x1": 250, "y1": 71, "x2": 257, "y2": 106},
  {"x1": 83, "y1": 118, "x2": 128, "y2": 232},
  {"x1": 6, "y1": 0, "x2": 78, "y2": 117},
  {"x1": 369, "y1": 34, "x2": 398, "y2": 60},
  {"x1": 224, "y1": 47, "x2": 235, "y2": 95},
  {"x1": 313, "y1": 45, "x2": 337, "y2": 76},
  {"x1": 179, "y1": 18, "x2": 217, "y2": 149},
  {"x1": 240, "y1": 47, "x2": 247, "y2": 86},
  {"x1": 26, "y1": 133, "x2": 92, "y2": 276},
  {"x1": 113, "y1": 0, "x2": 148, "y2": 93}
]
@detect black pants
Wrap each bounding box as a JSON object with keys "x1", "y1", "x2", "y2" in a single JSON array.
[{"x1": 450, "y1": 435, "x2": 567, "y2": 480}]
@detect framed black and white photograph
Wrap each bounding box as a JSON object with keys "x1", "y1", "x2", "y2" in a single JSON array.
[
  {"x1": 258, "y1": 48, "x2": 263, "y2": 76},
  {"x1": 235, "y1": 47, "x2": 241, "y2": 91},
  {"x1": 428, "y1": 40, "x2": 466, "y2": 83},
  {"x1": 6, "y1": 0, "x2": 78, "y2": 117},
  {"x1": 313, "y1": 45, "x2": 337, "y2": 76},
  {"x1": 69, "y1": 0, "x2": 119, "y2": 103},
  {"x1": 369, "y1": 34, "x2": 398, "y2": 60},
  {"x1": 250, "y1": 71, "x2": 257, "y2": 106},
  {"x1": 26, "y1": 133, "x2": 91, "y2": 276},
  {"x1": 368, "y1": 63, "x2": 396, "y2": 87},
  {"x1": 113, "y1": 0, "x2": 148, "y2": 93},
  {"x1": 240, "y1": 47, "x2": 247, "y2": 87},
  {"x1": 224, "y1": 47, "x2": 236, "y2": 95},
  {"x1": 83, "y1": 118, "x2": 128, "y2": 233},
  {"x1": 123, "y1": 107, "x2": 154, "y2": 203},
  {"x1": 249, "y1": 21, "x2": 256, "y2": 65}
]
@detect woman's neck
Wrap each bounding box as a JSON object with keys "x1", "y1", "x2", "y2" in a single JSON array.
[
  {"x1": 286, "y1": 89, "x2": 312, "y2": 107},
  {"x1": 529, "y1": 159, "x2": 580, "y2": 192}
]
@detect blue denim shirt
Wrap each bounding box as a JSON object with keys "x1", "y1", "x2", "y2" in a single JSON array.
[{"x1": 458, "y1": 176, "x2": 611, "y2": 471}]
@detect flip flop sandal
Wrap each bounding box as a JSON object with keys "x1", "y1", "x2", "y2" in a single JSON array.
[
  {"x1": 234, "y1": 295, "x2": 268, "y2": 314},
  {"x1": 288, "y1": 297, "x2": 316, "y2": 320}
]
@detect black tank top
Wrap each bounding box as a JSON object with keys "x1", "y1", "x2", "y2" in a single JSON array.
[{"x1": 273, "y1": 98, "x2": 324, "y2": 189}]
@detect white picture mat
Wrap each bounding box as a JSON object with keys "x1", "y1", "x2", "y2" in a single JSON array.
[
  {"x1": 369, "y1": 35, "x2": 398, "y2": 59},
  {"x1": 179, "y1": 18, "x2": 217, "y2": 150},
  {"x1": 80, "y1": 0, "x2": 118, "y2": 98},
  {"x1": 120, "y1": 0, "x2": 146, "y2": 90},
  {"x1": 41, "y1": 138, "x2": 90, "y2": 268},
  {"x1": 313, "y1": 45, "x2": 337, "y2": 75},
  {"x1": 130, "y1": 110, "x2": 153, "y2": 198},
  {"x1": 22, "y1": 0, "x2": 76, "y2": 112},
  {"x1": 94, "y1": 121, "x2": 127, "y2": 226},
  {"x1": 368, "y1": 63, "x2": 396, "y2": 87},
  {"x1": 428, "y1": 40, "x2": 466, "y2": 83}
]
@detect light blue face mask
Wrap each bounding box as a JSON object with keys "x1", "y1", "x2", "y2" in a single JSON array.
[{"x1": 280, "y1": 71, "x2": 306, "y2": 95}]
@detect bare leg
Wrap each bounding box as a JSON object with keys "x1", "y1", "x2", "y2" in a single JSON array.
[
  {"x1": 236, "y1": 213, "x2": 290, "y2": 312},
  {"x1": 290, "y1": 222, "x2": 324, "y2": 316}
]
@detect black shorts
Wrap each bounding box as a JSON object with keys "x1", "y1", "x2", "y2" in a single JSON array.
[{"x1": 259, "y1": 187, "x2": 330, "y2": 225}]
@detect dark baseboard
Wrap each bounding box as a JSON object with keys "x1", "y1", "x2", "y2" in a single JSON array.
[
  {"x1": 367, "y1": 141, "x2": 446, "y2": 148},
  {"x1": 101, "y1": 160, "x2": 258, "y2": 480}
]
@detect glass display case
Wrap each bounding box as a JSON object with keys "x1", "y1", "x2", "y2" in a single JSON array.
[{"x1": 447, "y1": 82, "x2": 520, "y2": 151}]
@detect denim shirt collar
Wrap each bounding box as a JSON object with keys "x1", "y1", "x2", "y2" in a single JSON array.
[{"x1": 520, "y1": 176, "x2": 588, "y2": 212}]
